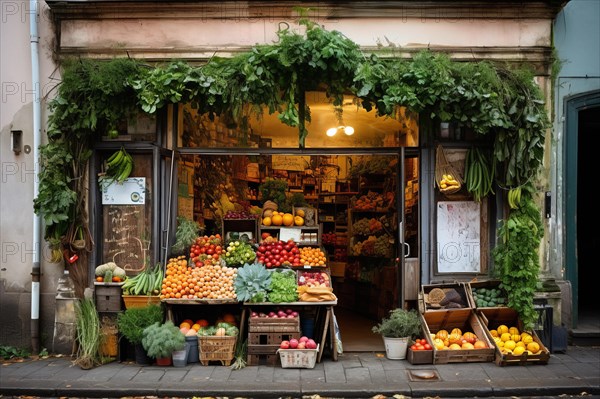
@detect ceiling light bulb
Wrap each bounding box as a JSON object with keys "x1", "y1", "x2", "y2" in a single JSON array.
[
  {"x1": 344, "y1": 126, "x2": 354, "y2": 135},
  {"x1": 326, "y1": 127, "x2": 338, "y2": 137}
]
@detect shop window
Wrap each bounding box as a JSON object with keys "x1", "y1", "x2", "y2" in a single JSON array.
[{"x1": 178, "y1": 92, "x2": 418, "y2": 149}]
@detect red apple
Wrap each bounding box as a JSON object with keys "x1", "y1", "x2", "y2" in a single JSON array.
[
  {"x1": 280, "y1": 340, "x2": 290, "y2": 349},
  {"x1": 306, "y1": 339, "x2": 317, "y2": 349},
  {"x1": 289, "y1": 338, "x2": 299, "y2": 349},
  {"x1": 297, "y1": 342, "x2": 306, "y2": 349},
  {"x1": 299, "y1": 336, "x2": 309, "y2": 343}
]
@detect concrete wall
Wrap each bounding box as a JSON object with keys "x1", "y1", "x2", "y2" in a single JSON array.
[{"x1": 1, "y1": 1, "x2": 60, "y2": 350}]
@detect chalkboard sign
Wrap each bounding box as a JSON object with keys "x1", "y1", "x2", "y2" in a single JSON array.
[
  {"x1": 103, "y1": 205, "x2": 151, "y2": 273},
  {"x1": 436, "y1": 201, "x2": 480, "y2": 273}
]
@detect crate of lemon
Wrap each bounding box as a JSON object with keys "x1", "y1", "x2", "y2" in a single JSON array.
[{"x1": 478, "y1": 307, "x2": 550, "y2": 366}]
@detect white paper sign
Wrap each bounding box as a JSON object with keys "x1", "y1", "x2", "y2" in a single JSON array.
[
  {"x1": 279, "y1": 227, "x2": 301, "y2": 243},
  {"x1": 102, "y1": 178, "x2": 146, "y2": 205},
  {"x1": 436, "y1": 201, "x2": 480, "y2": 273}
]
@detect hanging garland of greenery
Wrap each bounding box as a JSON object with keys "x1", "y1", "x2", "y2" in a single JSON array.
[{"x1": 35, "y1": 20, "x2": 548, "y2": 326}]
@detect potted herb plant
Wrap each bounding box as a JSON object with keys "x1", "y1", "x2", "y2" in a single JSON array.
[
  {"x1": 372, "y1": 308, "x2": 422, "y2": 360},
  {"x1": 117, "y1": 304, "x2": 163, "y2": 364},
  {"x1": 141, "y1": 321, "x2": 186, "y2": 366}
]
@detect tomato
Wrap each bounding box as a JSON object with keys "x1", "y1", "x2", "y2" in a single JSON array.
[
  {"x1": 423, "y1": 343, "x2": 432, "y2": 350},
  {"x1": 416, "y1": 344, "x2": 424, "y2": 350},
  {"x1": 410, "y1": 344, "x2": 417, "y2": 350}
]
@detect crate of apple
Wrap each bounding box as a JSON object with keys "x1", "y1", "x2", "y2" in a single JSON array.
[
  {"x1": 256, "y1": 239, "x2": 302, "y2": 268},
  {"x1": 297, "y1": 271, "x2": 330, "y2": 288},
  {"x1": 279, "y1": 336, "x2": 318, "y2": 350}
]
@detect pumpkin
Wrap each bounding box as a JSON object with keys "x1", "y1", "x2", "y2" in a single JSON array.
[
  {"x1": 448, "y1": 332, "x2": 463, "y2": 345},
  {"x1": 463, "y1": 331, "x2": 477, "y2": 344},
  {"x1": 451, "y1": 328, "x2": 463, "y2": 336}
]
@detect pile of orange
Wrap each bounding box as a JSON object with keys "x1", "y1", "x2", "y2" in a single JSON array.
[
  {"x1": 299, "y1": 247, "x2": 327, "y2": 266},
  {"x1": 160, "y1": 255, "x2": 238, "y2": 300}
]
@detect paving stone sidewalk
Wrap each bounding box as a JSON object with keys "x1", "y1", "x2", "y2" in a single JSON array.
[{"x1": 1, "y1": 346, "x2": 598, "y2": 398}]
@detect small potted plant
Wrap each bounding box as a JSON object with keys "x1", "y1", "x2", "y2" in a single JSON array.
[
  {"x1": 372, "y1": 308, "x2": 422, "y2": 360},
  {"x1": 117, "y1": 304, "x2": 163, "y2": 364},
  {"x1": 141, "y1": 321, "x2": 186, "y2": 366}
]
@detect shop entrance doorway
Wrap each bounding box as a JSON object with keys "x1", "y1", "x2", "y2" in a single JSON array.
[{"x1": 172, "y1": 152, "x2": 419, "y2": 352}]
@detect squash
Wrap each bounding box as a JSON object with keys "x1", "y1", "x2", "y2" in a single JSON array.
[
  {"x1": 215, "y1": 327, "x2": 227, "y2": 336},
  {"x1": 95, "y1": 262, "x2": 117, "y2": 276}
]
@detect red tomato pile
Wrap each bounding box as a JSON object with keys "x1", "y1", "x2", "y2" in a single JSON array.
[
  {"x1": 411, "y1": 338, "x2": 432, "y2": 351},
  {"x1": 189, "y1": 234, "x2": 223, "y2": 267}
]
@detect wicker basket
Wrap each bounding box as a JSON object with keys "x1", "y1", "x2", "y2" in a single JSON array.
[
  {"x1": 435, "y1": 145, "x2": 463, "y2": 194},
  {"x1": 198, "y1": 335, "x2": 237, "y2": 366}
]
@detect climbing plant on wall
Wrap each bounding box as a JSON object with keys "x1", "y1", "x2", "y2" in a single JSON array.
[{"x1": 36, "y1": 20, "x2": 549, "y2": 323}]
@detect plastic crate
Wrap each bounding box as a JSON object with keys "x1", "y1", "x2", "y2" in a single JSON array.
[{"x1": 277, "y1": 345, "x2": 319, "y2": 368}]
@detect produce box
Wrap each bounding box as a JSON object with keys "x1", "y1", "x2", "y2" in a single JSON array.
[
  {"x1": 419, "y1": 282, "x2": 472, "y2": 313},
  {"x1": 122, "y1": 295, "x2": 160, "y2": 309},
  {"x1": 198, "y1": 335, "x2": 237, "y2": 366},
  {"x1": 329, "y1": 262, "x2": 346, "y2": 277},
  {"x1": 248, "y1": 313, "x2": 300, "y2": 333},
  {"x1": 421, "y1": 308, "x2": 495, "y2": 364},
  {"x1": 94, "y1": 282, "x2": 123, "y2": 312},
  {"x1": 466, "y1": 280, "x2": 509, "y2": 309},
  {"x1": 477, "y1": 307, "x2": 550, "y2": 366},
  {"x1": 277, "y1": 345, "x2": 319, "y2": 368},
  {"x1": 407, "y1": 347, "x2": 433, "y2": 365}
]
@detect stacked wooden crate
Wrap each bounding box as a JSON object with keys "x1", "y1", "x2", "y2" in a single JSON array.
[{"x1": 247, "y1": 314, "x2": 301, "y2": 366}]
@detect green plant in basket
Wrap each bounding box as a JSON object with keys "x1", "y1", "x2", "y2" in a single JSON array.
[
  {"x1": 117, "y1": 304, "x2": 164, "y2": 345},
  {"x1": 372, "y1": 308, "x2": 421, "y2": 339},
  {"x1": 141, "y1": 321, "x2": 185, "y2": 359}
]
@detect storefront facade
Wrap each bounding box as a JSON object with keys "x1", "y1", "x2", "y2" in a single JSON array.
[{"x1": 1, "y1": 1, "x2": 572, "y2": 352}]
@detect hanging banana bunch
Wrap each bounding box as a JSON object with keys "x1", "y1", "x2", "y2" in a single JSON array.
[
  {"x1": 507, "y1": 186, "x2": 522, "y2": 209},
  {"x1": 464, "y1": 147, "x2": 495, "y2": 202},
  {"x1": 99, "y1": 147, "x2": 134, "y2": 186}
]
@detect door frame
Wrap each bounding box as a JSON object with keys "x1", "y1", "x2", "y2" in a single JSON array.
[{"x1": 564, "y1": 89, "x2": 600, "y2": 327}]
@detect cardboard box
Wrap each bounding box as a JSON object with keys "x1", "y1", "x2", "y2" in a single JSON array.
[
  {"x1": 477, "y1": 307, "x2": 550, "y2": 366},
  {"x1": 421, "y1": 308, "x2": 495, "y2": 364}
]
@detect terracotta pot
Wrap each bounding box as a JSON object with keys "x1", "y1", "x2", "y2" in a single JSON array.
[{"x1": 155, "y1": 356, "x2": 172, "y2": 366}]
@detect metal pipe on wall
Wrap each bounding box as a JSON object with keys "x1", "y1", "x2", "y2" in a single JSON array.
[{"x1": 30, "y1": 0, "x2": 42, "y2": 353}]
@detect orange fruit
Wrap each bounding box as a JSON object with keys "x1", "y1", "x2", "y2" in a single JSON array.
[
  {"x1": 294, "y1": 216, "x2": 304, "y2": 226},
  {"x1": 191, "y1": 323, "x2": 201, "y2": 331},
  {"x1": 179, "y1": 321, "x2": 192, "y2": 330},
  {"x1": 461, "y1": 342, "x2": 475, "y2": 350},
  {"x1": 474, "y1": 340, "x2": 487, "y2": 349},
  {"x1": 527, "y1": 342, "x2": 540, "y2": 353},
  {"x1": 262, "y1": 216, "x2": 272, "y2": 226},
  {"x1": 272, "y1": 214, "x2": 283, "y2": 226},
  {"x1": 282, "y1": 213, "x2": 294, "y2": 226},
  {"x1": 449, "y1": 343, "x2": 462, "y2": 350}
]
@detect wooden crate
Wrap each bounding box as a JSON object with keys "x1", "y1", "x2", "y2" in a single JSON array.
[
  {"x1": 247, "y1": 330, "x2": 301, "y2": 366},
  {"x1": 466, "y1": 279, "x2": 509, "y2": 309},
  {"x1": 198, "y1": 335, "x2": 237, "y2": 366},
  {"x1": 419, "y1": 282, "x2": 472, "y2": 313},
  {"x1": 477, "y1": 307, "x2": 550, "y2": 366},
  {"x1": 94, "y1": 283, "x2": 123, "y2": 312},
  {"x1": 421, "y1": 308, "x2": 495, "y2": 364},
  {"x1": 248, "y1": 316, "x2": 300, "y2": 333},
  {"x1": 407, "y1": 347, "x2": 433, "y2": 365}
]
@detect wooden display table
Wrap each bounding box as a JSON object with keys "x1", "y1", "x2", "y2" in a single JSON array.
[{"x1": 242, "y1": 301, "x2": 338, "y2": 362}]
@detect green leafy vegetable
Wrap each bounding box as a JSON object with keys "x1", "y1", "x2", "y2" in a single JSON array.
[{"x1": 267, "y1": 269, "x2": 298, "y2": 303}]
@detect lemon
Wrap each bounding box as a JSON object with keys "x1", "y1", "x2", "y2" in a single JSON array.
[
  {"x1": 512, "y1": 346, "x2": 526, "y2": 356},
  {"x1": 490, "y1": 329, "x2": 499, "y2": 338},
  {"x1": 497, "y1": 325, "x2": 509, "y2": 335},
  {"x1": 500, "y1": 332, "x2": 512, "y2": 342},
  {"x1": 509, "y1": 326, "x2": 520, "y2": 336},
  {"x1": 527, "y1": 342, "x2": 540, "y2": 353},
  {"x1": 521, "y1": 333, "x2": 533, "y2": 344},
  {"x1": 504, "y1": 340, "x2": 516, "y2": 351}
]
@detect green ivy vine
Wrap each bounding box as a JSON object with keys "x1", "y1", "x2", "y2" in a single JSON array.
[
  {"x1": 492, "y1": 185, "x2": 544, "y2": 330},
  {"x1": 36, "y1": 21, "x2": 549, "y2": 323}
]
